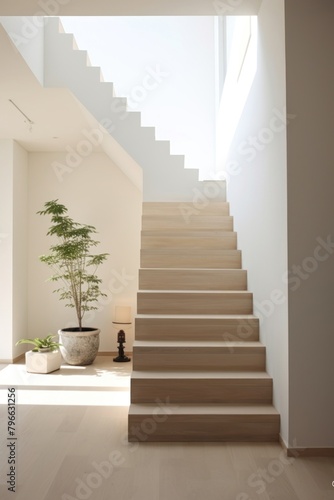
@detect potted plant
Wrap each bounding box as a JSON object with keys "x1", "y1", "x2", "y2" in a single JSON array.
[
  {"x1": 16, "y1": 335, "x2": 62, "y2": 373},
  {"x1": 37, "y1": 200, "x2": 108, "y2": 366}
]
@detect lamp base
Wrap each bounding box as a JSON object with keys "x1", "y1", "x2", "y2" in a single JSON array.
[
  {"x1": 113, "y1": 355, "x2": 131, "y2": 363},
  {"x1": 113, "y1": 341, "x2": 131, "y2": 362}
]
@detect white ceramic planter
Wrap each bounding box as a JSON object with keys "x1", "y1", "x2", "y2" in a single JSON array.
[{"x1": 25, "y1": 349, "x2": 62, "y2": 374}]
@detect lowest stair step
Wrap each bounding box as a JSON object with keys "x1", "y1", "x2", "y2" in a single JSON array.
[
  {"x1": 128, "y1": 404, "x2": 280, "y2": 442},
  {"x1": 135, "y1": 314, "x2": 259, "y2": 341},
  {"x1": 131, "y1": 370, "x2": 273, "y2": 404},
  {"x1": 132, "y1": 340, "x2": 265, "y2": 371}
]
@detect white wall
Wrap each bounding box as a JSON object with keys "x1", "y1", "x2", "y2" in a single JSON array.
[
  {"x1": 27, "y1": 151, "x2": 142, "y2": 353},
  {"x1": 215, "y1": 15, "x2": 258, "y2": 171},
  {"x1": 221, "y1": 0, "x2": 289, "y2": 443},
  {"x1": 0, "y1": 0, "x2": 262, "y2": 16},
  {"x1": 285, "y1": 0, "x2": 334, "y2": 448},
  {"x1": 0, "y1": 140, "x2": 14, "y2": 361},
  {"x1": 60, "y1": 16, "x2": 216, "y2": 174},
  {"x1": 0, "y1": 140, "x2": 29, "y2": 362},
  {"x1": 12, "y1": 142, "x2": 29, "y2": 355},
  {"x1": 0, "y1": 16, "x2": 44, "y2": 84}
]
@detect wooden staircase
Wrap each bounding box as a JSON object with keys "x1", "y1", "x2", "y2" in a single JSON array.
[{"x1": 128, "y1": 201, "x2": 280, "y2": 442}]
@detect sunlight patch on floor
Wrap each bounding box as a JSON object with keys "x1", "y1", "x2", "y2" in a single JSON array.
[
  {"x1": 0, "y1": 356, "x2": 131, "y2": 406},
  {"x1": 0, "y1": 388, "x2": 130, "y2": 406}
]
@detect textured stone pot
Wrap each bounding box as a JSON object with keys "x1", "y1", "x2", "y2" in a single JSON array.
[
  {"x1": 58, "y1": 328, "x2": 100, "y2": 366},
  {"x1": 25, "y1": 349, "x2": 62, "y2": 374}
]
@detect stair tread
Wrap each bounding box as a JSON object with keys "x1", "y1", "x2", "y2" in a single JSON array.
[
  {"x1": 143, "y1": 214, "x2": 232, "y2": 219},
  {"x1": 129, "y1": 403, "x2": 279, "y2": 416},
  {"x1": 142, "y1": 202, "x2": 229, "y2": 206},
  {"x1": 131, "y1": 370, "x2": 271, "y2": 379},
  {"x1": 139, "y1": 267, "x2": 244, "y2": 271},
  {"x1": 133, "y1": 340, "x2": 263, "y2": 348},
  {"x1": 141, "y1": 232, "x2": 237, "y2": 239},
  {"x1": 142, "y1": 229, "x2": 236, "y2": 234},
  {"x1": 141, "y1": 249, "x2": 239, "y2": 254},
  {"x1": 136, "y1": 314, "x2": 258, "y2": 319},
  {"x1": 138, "y1": 290, "x2": 250, "y2": 294}
]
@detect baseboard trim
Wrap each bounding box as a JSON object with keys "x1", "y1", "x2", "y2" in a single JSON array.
[
  {"x1": 287, "y1": 448, "x2": 334, "y2": 457},
  {"x1": 279, "y1": 434, "x2": 334, "y2": 457},
  {"x1": 13, "y1": 353, "x2": 25, "y2": 363},
  {"x1": 0, "y1": 353, "x2": 24, "y2": 364},
  {"x1": 279, "y1": 434, "x2": 288, "y2": 453}
]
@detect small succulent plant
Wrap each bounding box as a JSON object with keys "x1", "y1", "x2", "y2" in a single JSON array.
[{"x1": 16, "y1": 335, "x2": 62, "y2": 352}]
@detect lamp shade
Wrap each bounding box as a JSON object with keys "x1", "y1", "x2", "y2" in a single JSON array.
[{"x1": 113, "y1": 305, "x2": 132, "y2": 324}]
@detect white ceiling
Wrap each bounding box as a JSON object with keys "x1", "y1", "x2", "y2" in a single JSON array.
[
  {"x1": 0, "y1": 0, "x2": 262, "y2": 16},
  {"x1": 0, "y1": 24, "x2": 101, "y2": 152}
]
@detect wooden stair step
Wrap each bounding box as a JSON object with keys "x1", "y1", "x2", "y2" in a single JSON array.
[
  {"x1": 135, "y1": 314, "x2": 259, "y2": 341},
  {"x1": 132, "y1": 340, "x2": 265, "y2": 371},
  {"x1": 139, "y1": 268, "x2": 247, "y2": 291},
  {"x1": 141, "y1": 231, "x2": 237, "y2": 250},
  {"x1": 141, "y1": 249, "x2": 241, "y2": 269},
  {"x1": 128, "y1": 404, "x2": 280, "y2": 442},
  {"x1": 131, "y1": 370, "x2": 273, "y2": 404},
  {"x1": 137, "y1": 291, "x2": 253, "y2": 315},
  {"x1": 142, "y1": 201, "x2": 230, "y2": 216},
  {"x1": 142, "y1": 215, "x2": 233, "y2": 231}
]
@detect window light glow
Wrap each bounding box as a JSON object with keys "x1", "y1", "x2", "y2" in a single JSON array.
[{"x1": 215, "y1": 16, "x2": 258, "y2": 177}]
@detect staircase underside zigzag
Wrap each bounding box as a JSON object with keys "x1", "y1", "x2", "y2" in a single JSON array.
[{"x1": 43, "y1": 17, "x2": 223, "y2": 202}]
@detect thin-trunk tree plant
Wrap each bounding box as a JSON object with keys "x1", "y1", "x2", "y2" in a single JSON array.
[{"x1": 37, "y1": 200, "x2": 108, "y2": 331}]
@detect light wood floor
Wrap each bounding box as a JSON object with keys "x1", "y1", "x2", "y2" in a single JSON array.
[{"x1": 0, "y1": 357, "x2": 333, "y2": 500}]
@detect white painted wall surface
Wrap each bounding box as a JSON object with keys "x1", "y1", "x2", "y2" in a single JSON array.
[
  {"x1": 0, "y1": 140, "x2": 28, "y2": 362},
  {"x1": 0, "y1": 140, "x2": 14, "y2": 361},
  {"x1": 27, "y1": 152, "x2": 142, "y2": 354},
  {"x1": 220, "y1": 0, "x2": 289, "y2": 443},
  {"x1": 0, "y1": 0, "x2": 262, "y2": 17},
  {"x1": 285, "y1": 0, "x2": 334, "y2": 448},
  {"x1": 60, "y1": 16, "x2": 216, "y2": 174},
  {"x1": 0, "y1": 16, "x2": 44, "y2": 84},
  {"x1": 12, "y1": 142, "x2": 29, "y2": 355}
]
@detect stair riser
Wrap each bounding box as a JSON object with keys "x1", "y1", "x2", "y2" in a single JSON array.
[
  {"x1": 139, "y1": 269, "x2": 247, "y2": 291},
  {"x1": 141, "y1": 253, "x2": 242, "y2": 269},
  {"x1": 141, "y1": 233, "x2": 237, "y2": 250},
  {"x1": 142, "y1": 216, "x2": 233, "y2": 231},
  {"x1": 135, "y1": 317, "x2": 260, "y2": 342},
  {"x1": 142, "y1": 202, "x2": 230, "y2": 216},
  {"x1": 132, "y1": 351, "x2": 265, "y2": 371},
  {"x1": 131, "y1": 380, "x2": 272, "y2": 404},
  {"x1": 137, "y1": 292, "x2": 253, "y2": 315},
  {"x1": 128, "y1": 416, "x2": 280, "y2": 442}
]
